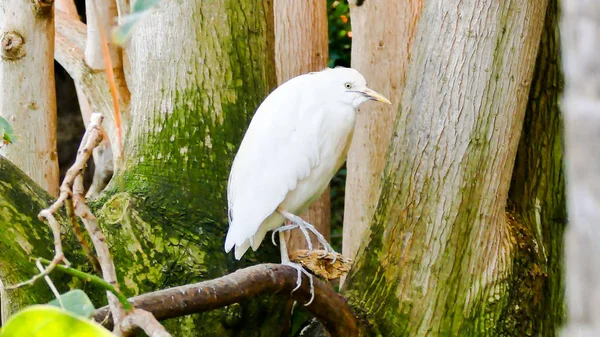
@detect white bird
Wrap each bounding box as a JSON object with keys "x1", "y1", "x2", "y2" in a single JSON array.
[{"x1": 225, "y1": 67, "x2": 390, "y2": 303}]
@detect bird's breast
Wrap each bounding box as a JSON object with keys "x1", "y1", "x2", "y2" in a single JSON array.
[{"x1": 280, "y1": 107, "x2": 356, "y2": 214}]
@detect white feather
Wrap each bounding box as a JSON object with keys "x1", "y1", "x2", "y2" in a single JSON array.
[{"x1": 225, "y1": 67, "x2": 373, "y2": 259}]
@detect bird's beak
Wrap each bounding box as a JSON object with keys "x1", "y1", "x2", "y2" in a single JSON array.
[{"x1": 362, "y1": 88, "x2": 391, "y2": 104}]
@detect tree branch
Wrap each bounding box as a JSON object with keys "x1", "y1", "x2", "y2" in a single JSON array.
[
  {"x1": 55, "y1": 10, "x2": 87, "y2": 79},
  {"x1": 55, "y1": 10, "x2": 130, "y2": 169},
  {"x1": 55, "y1": 1, "x2": 115, "y2": 198},
  {"x1": 121, "y1": 309, "x2": 171, "y2": 337},
  {"x1": 94, "y1": 264, "x2": 362, "y2": 337}
]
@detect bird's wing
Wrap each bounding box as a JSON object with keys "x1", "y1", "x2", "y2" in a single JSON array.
[{"x1": 225, "y1": 76, "x2": 323, "y2": 257}]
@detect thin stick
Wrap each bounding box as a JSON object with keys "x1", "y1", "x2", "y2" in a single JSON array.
[
  {"x1": 0, "y1": 277, "x2": 7, "y2": 325},
  {"x1": 36, "y1": 259, "x2": 64, "y2": 309},
  {"x1": 66, "y1": 199, "x2": 101, "y2": 273},
  {"x1": 38, "y1": 258, "x2": 132, "y2": 311},
  {"x1": 6, "y1": 211, "x2": 68, "y2": 289}
]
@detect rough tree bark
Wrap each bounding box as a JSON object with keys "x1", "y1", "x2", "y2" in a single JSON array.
[
  {"x1": 343, "y1": 0, "x2": 421, "y2": 265},
  {"x1": 0, "y1": 0, "x2": 59, "y2": 196},
  {"x1": 341, "y1": 0, "x2": 551, "y2": 335},
  {"x1": 507, "y1": 0, "x2": 566, "y2": 334},
  {"x1": 97, "y1": 0, "x2": 288, "y2": 335},
  {"x1": 560, "y1": 1, "x2": 600, "y2": 336},
  {"x1": 0, "y1": 156, "x2": 92, "y2": 323},
  {"x1": 3, "y1": 0, "x2": 293, "y2": 336},
  {"x1": 274, "y1": 0, "x2": 331, "y2": 251}
]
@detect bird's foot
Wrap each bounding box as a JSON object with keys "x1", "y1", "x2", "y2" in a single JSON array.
[
  {"x1": 272, "y1": 212, "x2": 337, "y2": 264},
  {"x1": 282, "y1": 261, "x2": 315, "y2": 306}
]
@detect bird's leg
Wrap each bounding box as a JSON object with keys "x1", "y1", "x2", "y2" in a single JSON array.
[
  {"x1": 278, "y1": 231, "x2": 315, "y2": 306},
  {"x1": 271, "y1": 223, "x2": 314, "y2": 256},
  {"x1": 276, "y1": 208, "x2": 337, "y2": 264}
]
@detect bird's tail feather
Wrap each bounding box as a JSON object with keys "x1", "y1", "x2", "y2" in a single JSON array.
[{"x1": 234, "y1": 240, "x2": 251, "y2": 260}]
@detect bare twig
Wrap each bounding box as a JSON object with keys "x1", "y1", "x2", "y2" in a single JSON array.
[
  {"x1": 0, "y1": 277, "x2": 8, "y2": 325},
  {"x1": 94, "y1": 264, "x2": 362, "y2": 337},
  {"x1": 6, "y1": 210, "x2": 68, "y2": 289},
  {"x1": 36, "y1": 259, "x2": 64, "y2": 309},
  {"x1": 121, "y1": 309, "x2": 172, "y2": 337},
  {"x1": 73, "y1": 173, "x2": 126, "y2": 329},
  {"x1": 66, "y1": 200, "x2": 101, "y2": 273},
  {"x1": 5, "y1": 112, "x2": 100, "y2": 286}
]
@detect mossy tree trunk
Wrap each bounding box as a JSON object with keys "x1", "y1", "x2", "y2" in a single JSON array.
[
  {"x1": 96, "y1": 0, "x2": 289, "y2": 335},
  {"x1": 506, "y1": 0, "x2": 566, "y2": 333},
  {"x1": 3, "y1": 0, "x2": 293, "y2": 335},
  {"x1": 0, "y1": 157, "x2": 66, "y2": 323},
  {"x1": 341, "y1": 0, "x2": 560, "y2": 336},
  {"x1": 343, "y1": 0, "x2": 421, "y2": 264}
]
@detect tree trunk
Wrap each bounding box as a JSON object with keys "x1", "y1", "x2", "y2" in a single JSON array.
[
  {"x1": 560, "y1": 0, "x2": 600, "y2": 336},
  {"x1": 95, "y1": 0, "x2": 288, "y2": 335},
  {"x1": 507, "y1": 0, "x2": 566, "y2": 334},
  {"x1": 5, "y1": 0, "x2": 292, "y2": 335},
  {"x1": 274, "y1": 0, "x2": 331, "y2": 251},
  {"x1": 341, "y1": 0, "x2": 549, "y2": 335},
  {"x1": 0, "y1": 0, "x2": 59, "y2": 196},
  {"x1": 343, "y1": 0, "x2": 421, "y2": 266}
]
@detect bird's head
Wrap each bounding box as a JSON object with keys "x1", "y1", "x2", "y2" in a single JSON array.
[{"x1": 322, "y1": 67, "x2": 391, "y2": 108}]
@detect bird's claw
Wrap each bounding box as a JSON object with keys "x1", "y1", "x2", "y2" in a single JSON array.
[
  {"x1": 273, "y1": 211, "x2": 338, "y2": 264},
  {"x1": 282, "y1": 261, "x2": 315, "y2": 306}
]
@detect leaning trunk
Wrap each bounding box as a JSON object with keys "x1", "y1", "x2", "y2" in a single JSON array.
[
  {"x1": 343, "y1": 0, "x2": 421, "y2": 263},
  {"x1": 341, "y1": 0, "x2": 550, "y2": 335}
]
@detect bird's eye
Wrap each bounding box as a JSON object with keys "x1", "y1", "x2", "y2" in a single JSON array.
[{"x1": 344, "y1": 82, "x2": 352, "y2": 89}]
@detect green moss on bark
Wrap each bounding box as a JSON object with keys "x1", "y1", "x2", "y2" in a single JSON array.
[
  {"x1": 342, "y1": 0, "x2": 553, "y2": 336},
  {"x1": 0, "y1": 157, "x2": 102, "y2": 317},
  {"x1": 503, "y1": 0, "x2": 566, "y2": 335}
]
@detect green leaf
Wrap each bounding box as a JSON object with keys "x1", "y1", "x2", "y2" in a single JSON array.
[
  {"x1": 47, "y1": 290, "x2": 96, "y2": 318},
  {"x1": 112, "y1": 0, "x2": 161, "y2": 45},
  {"x1": 0, "y1": 116, "x2": 15, "y2": 146},
  {"x1": 0, "y1": 305, "x2": 113, "y2": 337},
  {"x1": 131, "y1": 0, "x2": 160, "y2": 13}
]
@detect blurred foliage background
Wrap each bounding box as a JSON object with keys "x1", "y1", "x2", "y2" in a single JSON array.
[
  {"x1": 328, "y1": 0, "x2": 352, "y2": 68},
  {"x1": 327, "y1": 0, "x2": 351, "y2": 251}
]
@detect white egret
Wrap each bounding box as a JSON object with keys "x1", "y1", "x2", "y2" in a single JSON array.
[{"x1": 225, "y1": 67, "x2": 390, "y2": 304}]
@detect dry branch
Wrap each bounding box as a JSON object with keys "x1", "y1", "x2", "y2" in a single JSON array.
[
  {"x1": 93, "y1": 264, "x2": 361, "y2": 337},
  {"x1": 73, "y1": 173, "x2": 126, "y2": 328},
  {"x1": 121, "y1": 309, "x2": 172, "y2": 337},
  {"x1": 6, "y1": 211, "x2": 68, "y2": 289}
]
